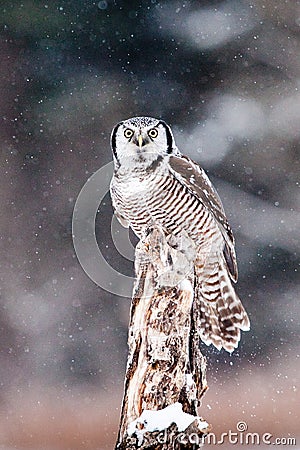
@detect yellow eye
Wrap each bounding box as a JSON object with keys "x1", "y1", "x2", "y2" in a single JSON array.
[
  {"x1": 148, "y1": 128, "x2": 158, "y2": 139},
  {"x1": 124, "y1": 128, "x2": 134, "y2": 139}
]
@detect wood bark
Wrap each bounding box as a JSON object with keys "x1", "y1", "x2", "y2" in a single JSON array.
[{"x1": 115, "y1": 227, "x2": 209, "y2": 449}]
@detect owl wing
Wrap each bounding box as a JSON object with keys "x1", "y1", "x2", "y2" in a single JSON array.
[{"x1": 168, "y1": 154, "x2": 238, "y2": 282}]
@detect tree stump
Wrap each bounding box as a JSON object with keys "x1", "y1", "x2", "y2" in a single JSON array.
[{"x1": 115, "y1": 227, "x2": 210, "y2": 450}]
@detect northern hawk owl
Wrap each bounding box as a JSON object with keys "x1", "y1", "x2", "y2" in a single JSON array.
[{"x1": 110, "y1": 116, "x2": 250, "y2": 352}]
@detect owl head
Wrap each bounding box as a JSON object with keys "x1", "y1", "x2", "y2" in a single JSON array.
[{"x1": 110, "y1": 116, "x2": 179, "y2": 168}]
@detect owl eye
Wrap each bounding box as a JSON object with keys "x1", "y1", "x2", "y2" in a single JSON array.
[
  {"x1": 124, "y1": 128, "x2": 134, "y2": 139},
  {"x1": 148, "y1": 128, "x2": 158, "y2": 139}
]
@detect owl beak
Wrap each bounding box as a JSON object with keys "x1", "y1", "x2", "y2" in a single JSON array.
[
  {"x1": 138, "y1": 134, "x2": 143, "y2": 149},
  {"x1": 134, "y1": 131, "x2": 149, "y2": 149}
]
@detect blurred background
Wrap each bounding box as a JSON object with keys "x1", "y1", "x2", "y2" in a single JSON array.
[{"x1": 0, "y1": 1, "x2": 299, "y2": 449}]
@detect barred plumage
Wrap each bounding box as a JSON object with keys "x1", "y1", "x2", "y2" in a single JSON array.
[{"x1": 110, "y1": 116, "x2": 250, "y2": 352}]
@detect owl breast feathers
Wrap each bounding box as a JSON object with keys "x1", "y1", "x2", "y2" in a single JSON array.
[{"x1": 110, "y1": 116, "x2": 250, "y2": 352}]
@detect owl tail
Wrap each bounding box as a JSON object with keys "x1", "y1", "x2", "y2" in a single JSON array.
[{"x1": 195, "y1": 260, "x2": 250, "y2": 353}]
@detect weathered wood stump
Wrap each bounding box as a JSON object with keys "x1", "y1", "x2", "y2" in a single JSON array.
[{"x1": 115, "y1": 227, "x2": 210, "y2": 449}]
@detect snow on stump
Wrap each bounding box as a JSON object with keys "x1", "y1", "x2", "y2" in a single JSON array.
[{"x1": 115, "y1": 226, "x2": 209, "y2": 450}]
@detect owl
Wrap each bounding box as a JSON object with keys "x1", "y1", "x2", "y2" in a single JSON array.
[{"x1": 110, "y1": 116, "x2": 250, "y2": 353}]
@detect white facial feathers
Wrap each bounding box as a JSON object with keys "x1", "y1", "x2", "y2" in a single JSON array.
[{"x1": 111, "y1": 116, "x2": 178, "y2": 168}]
